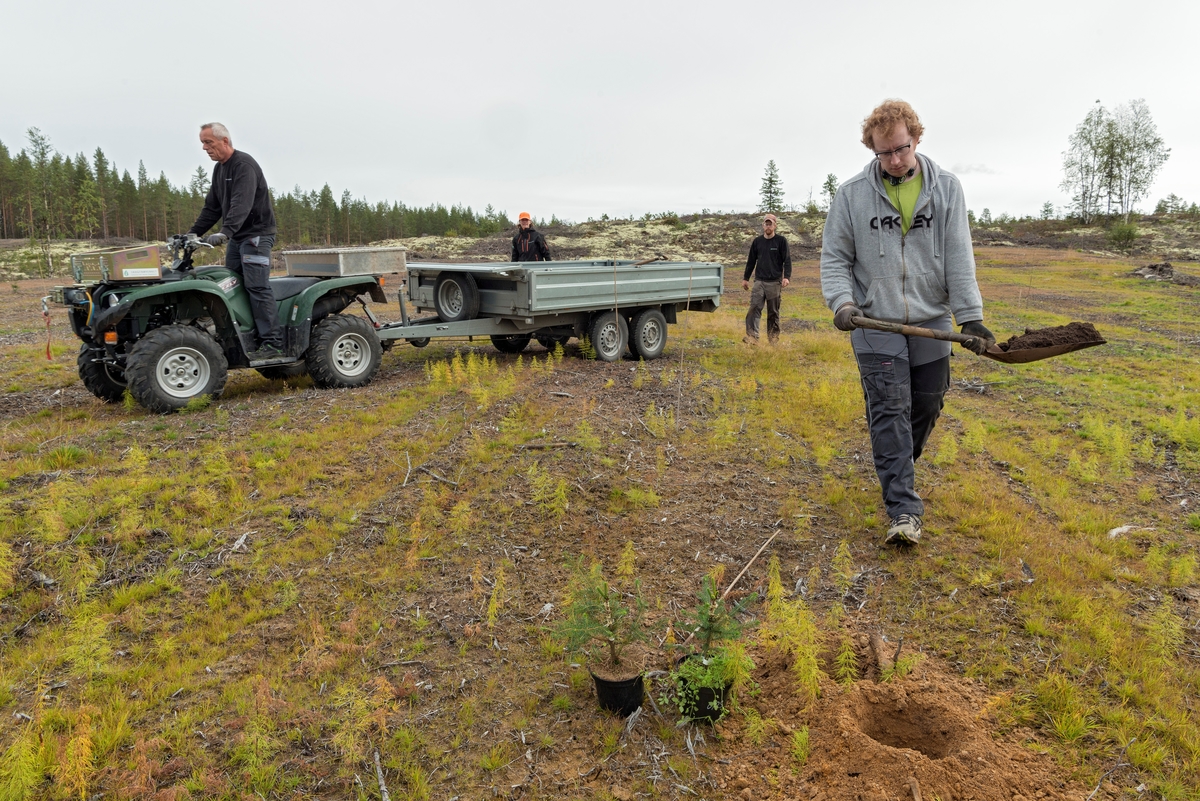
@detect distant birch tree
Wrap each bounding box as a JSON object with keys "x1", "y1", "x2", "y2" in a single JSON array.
[
  {"x1": 1060, "y1": 104, "x2": 1107, "y2": 224},
  {"x1": 1061, "y1": 100, "x2": 1169, "y2": 224}
]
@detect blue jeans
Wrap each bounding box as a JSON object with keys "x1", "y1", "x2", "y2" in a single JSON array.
[{"x1": 225, "y1": 235, "x2": 281, "y2": 348}]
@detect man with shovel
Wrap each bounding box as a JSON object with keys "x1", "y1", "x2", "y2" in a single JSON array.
[{"x1": 820, "y1": 99, "x2": 994, "y2": 546}]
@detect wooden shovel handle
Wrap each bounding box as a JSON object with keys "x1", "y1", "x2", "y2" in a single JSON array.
[{"x1": 851, "y1": 315, "x2": 976, "y2": 346}]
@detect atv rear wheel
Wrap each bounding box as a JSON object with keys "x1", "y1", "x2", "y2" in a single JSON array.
[
  {"x1": 126, "y1": 325, "x2": 228, "y2": 413},
  {"x1": 306, "y1": 314, "x2": 382, "y2": 388},
  {"x1": 78, "y1": 345, "x2": 126, "y2": 402}
]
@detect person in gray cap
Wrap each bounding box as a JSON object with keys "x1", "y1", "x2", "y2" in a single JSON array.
[
  {"x1": 821, "y1": 99, "x2": 994, "y2": 546},
  {"x1": 741, "y1": 213, "x2": 791, "y2": 344}
]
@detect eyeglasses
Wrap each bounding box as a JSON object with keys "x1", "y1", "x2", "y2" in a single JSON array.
[{"x1": 874, "y1": 141, "x2": 913, "y2": 161}]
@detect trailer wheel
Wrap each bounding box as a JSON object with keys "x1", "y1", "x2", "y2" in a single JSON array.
[
  {"x1": 257, "y1": 362, "x2": 308, "y2": 381},
  {"x1": 408, "y1": 338, "x2": 430, "y2": 348},
  {"x1": 630, "y1": 309, "x2": 668, "y2": 360},
  {"x1": 306, "y1": 314, "x2": 382, "y2": 389},
  {"x1": 78, "y1": 345, "x2": 126, "y2": 402},
  {"x1": 589, "y1": 311, "x2": 628, "y2": 362},
  {"x1": 434, "y1": 272, "x2": 480, "y2": 322},
  {"x1": 126, "y1": 325, "x2": 228, "y2": 413},
  {"x1": 536, "y1": 333, "x2": 571, "y2": 351},
  {"x1": 491, "y1": 333, "x2": 532, "y2": 354}
]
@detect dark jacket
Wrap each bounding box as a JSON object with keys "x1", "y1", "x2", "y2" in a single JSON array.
[
  {"x1": 188, "y1": 150, "x2": 277, "y2": 240},
  {"x1": 511, "y1": 227, "x2": 551, "y2": 262},
  {"x1": 744, "y1": 234, "x2": 791, "y2": 282}
]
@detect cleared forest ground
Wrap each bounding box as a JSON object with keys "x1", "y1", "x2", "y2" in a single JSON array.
[{"x1": 1, "y1": 242, "x2": 1199, "y2": 801}]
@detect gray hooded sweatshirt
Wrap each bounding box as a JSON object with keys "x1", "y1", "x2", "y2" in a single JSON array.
[{"x1": 821, "y1": 153, "x2": 982, "y2": 326}]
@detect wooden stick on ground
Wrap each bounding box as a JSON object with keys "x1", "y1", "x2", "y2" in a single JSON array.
[
  {"x1": 908, "y1": 776, "x2": 922, "y2": 801},
  {"x1": 681, "y1": 528, "x2": 781, "y2": 647},
  {"x1": 374, "y1": 749, "x2": 392, "y2": 801},
  {"x1": 418, "y1": 466, "x2": 458, "y2": 488}
]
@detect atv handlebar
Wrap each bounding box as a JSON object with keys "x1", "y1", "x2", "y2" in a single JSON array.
[{"x1": 168, "y1": 233, "x2": 214, "y2": 272}]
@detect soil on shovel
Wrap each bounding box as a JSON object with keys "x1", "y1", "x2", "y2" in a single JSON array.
[{"x1": 997, "y1": 321, "x2": 1103, "y2": 352}]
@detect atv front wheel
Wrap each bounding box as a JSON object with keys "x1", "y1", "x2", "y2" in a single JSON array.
[
  {"x1": 306, "y1": 314, "x2": 382, "y2": 388},
  {"x1": 126, "y1": 325, "x2": 228, "y2": 413},
  {"x1": 78, "y1": 345, "x2": 126, "y2": 402}
]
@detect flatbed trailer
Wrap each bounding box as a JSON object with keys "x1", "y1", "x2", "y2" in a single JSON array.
[{"x1": 360, "y1": 258, "x2": 724, "y2": 361}]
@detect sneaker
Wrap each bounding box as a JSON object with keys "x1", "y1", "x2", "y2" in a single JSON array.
[{"x1": 885, "y1": 514, "x2": 922, "y2": 546}]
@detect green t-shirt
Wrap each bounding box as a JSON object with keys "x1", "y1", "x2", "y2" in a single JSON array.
[{"x1": 884, "y1": 172, "x2": 924, "y2": 235}]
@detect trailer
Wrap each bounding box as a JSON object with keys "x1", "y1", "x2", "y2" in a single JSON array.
[{"x1": 291, "y1": 255, "x2": 725, "y2": 362}]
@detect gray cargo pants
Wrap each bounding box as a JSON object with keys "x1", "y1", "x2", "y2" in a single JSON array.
[
  {"x1": 851, "y1": 314, "x2": 953, "y2": 519},
  {"x1": 746, "y1": 280, "x2": 782, "y2": 342},
  {"x1": 226, "y1": 234, "x2": 282, "y2": 348}
]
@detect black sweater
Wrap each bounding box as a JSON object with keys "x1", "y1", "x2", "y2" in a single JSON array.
[
  {"x1": 744, "y1": 234, "x2": 791, "y2": 282},
  {"x1": 189, "y1": 150, "x2": 276, "y2": 239},
  {"x1": 511, "y1": 228, "x2": 551, "y2": 262}
]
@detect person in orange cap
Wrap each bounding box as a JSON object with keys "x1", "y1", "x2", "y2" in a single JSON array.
[{"x1": 511, "y1": 212, "x2": 551, "y2": 262}]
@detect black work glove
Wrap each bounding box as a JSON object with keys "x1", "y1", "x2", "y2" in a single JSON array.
[
  {"x1": 960, "y1": 320, "x2": 995, "y2": 355},
  {"x1": 204, "y1": 232, "x2": 229, "y2": 247},
  {"x1": 833, "y1": 303, "x2": 863, "y2": 332}
]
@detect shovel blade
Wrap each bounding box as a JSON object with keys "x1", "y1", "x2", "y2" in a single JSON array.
[{"x1": 982, "y1": 339, "x2": 1107, "y2": 364}]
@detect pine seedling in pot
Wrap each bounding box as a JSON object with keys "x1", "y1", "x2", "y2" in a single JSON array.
[
  {"x1": 663, "y1": 574, "x2": 758, "y2": 722},
  {"x1": 554, "y1": 556, "x2": 648, "y2": 716}
]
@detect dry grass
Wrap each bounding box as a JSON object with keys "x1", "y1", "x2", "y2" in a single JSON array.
[{"x1": 0, "y1": 243, "x2": 1198, "y2": 799}]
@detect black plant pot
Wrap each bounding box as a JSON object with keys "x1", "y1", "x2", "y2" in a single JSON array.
[
  {"x1": 590, "y1": 671, "x2": 644, "y2": 717},
  {"x1": 682, "y1": 682, "x2": 729, "y2": 722},
  {"x1": 676, "y1": 654, "x2": 730, "y2": 723}
]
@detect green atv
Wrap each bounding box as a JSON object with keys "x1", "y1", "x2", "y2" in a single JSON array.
[{"x1": 51, "y1": 235, "x2": 389, "y2": 413}]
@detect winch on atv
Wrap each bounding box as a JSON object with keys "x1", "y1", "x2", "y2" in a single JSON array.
[{"x1": 51, "y1": 235, "x2": 401, "y2": 412}]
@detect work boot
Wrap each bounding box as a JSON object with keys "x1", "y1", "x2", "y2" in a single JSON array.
[
  {"x1": 248, "y1": 341, "x2": 285, "y2": 361},
  {"x1": 885, "y1": 514, "x2": 922, "y2": 546},
  {"x1": 742, "y1": 335, "x2": 759, "y2": 346}
]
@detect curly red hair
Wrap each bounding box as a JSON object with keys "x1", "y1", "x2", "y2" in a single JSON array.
[{"x1": 861, "y1": 100, "x2": 924, "y2": 150}]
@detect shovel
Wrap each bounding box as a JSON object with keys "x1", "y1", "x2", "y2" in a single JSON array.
[{"x1": 850, "y1": 316, "x2": 1106, "y2": 364}]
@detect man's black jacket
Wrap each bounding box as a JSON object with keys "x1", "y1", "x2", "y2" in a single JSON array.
[
  {"x1": 511, "y1": 228, "x2": 551, "y2": 262},
  {"x1": 189, "y1": 150, "x2": 277, "y2": 240},
  {"x1": 744, "y1": 234, "x2": 791, "y2": 282}
]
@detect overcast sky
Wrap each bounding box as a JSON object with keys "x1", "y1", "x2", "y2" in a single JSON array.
[{"x1": 2, "y1": 0, "x2": 1196, "y2": 223}]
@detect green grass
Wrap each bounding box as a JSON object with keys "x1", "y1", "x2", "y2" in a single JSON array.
[{"x1": 1, "y1": 246, "x2": 1199, "y2": 797}]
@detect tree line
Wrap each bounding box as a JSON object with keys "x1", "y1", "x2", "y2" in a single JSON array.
[{"x1": 0, "y1": 128, "x2": 514, "y2": 245}]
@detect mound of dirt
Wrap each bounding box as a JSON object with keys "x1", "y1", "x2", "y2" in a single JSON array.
[
  {"x1": 998, "y1": 321, "x2": 1103, "y2": 352},
  {"x1": 1130, "y1": 261, "x2": 1200, "y2": 287},
  {"x1": 714, "y1": 650, "x2": 1086, "y2": 801}
]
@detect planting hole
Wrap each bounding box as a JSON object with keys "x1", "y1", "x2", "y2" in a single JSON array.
[{"x1": 850, "y1": 696, "x2": 964, "y2": 759}]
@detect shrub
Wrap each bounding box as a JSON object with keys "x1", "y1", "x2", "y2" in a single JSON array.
[{"x1": 1107, "y1": 223, "x2": 1139, "y2": 250}]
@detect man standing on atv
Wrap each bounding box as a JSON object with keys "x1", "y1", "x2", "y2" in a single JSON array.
[
  {"x1": 821, "y1": 99, "x2": 994, "y2": 547},
  {"x1": 511, "y1": 212, "x2": 551, "y2": 262},
  {"x1": 187, "y1": 122, "x2": 283, "y2": 359}
]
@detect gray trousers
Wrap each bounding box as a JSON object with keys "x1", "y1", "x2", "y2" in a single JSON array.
[
  {"x1": 746, "y1": 280, "x2": 782, "y2": 340},
  {"x1": 225, "y1": 235, "x2": 281, "y2": 347},
  {"x1": 851, "y1": 315, "x2": 952, "y2": 519}
]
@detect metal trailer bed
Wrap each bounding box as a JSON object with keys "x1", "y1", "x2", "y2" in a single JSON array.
[{"x1": 372, "y1": 259, "x2": 723, "y2": 360}]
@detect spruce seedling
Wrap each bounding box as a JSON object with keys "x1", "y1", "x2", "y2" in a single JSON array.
[{"x1": 555, "y1": 557, "x2": 646, "y2": 668}]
